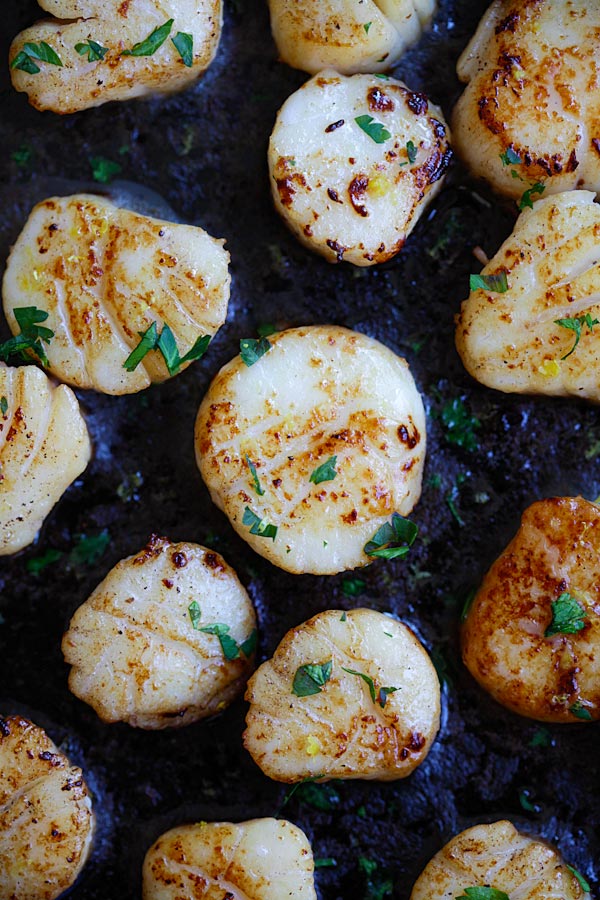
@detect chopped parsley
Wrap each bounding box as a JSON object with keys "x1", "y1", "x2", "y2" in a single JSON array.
[
  {"x1": 11, "y1": 41, "x2": 63, "y2": 73},
  {"x1": 374, "y1": 73, "x2": 389, "y2": 80},
  {"x1": 364, "y1": 512, "x2": 418, "y2": 560},
  {"x1": 75, "y1": 39, "x2": 108, "y2": 61},
  {"x1": 406, "y1": 140, "x2": 417, "y2": 164},
  {"x1": 69, "y1": 530, "x2": 110, "y2": 566},
  {"x1": 500, "y1": 147, "x2": 522, "y2": 166},
  {"x1": 529, "y1": 726, "x2": 552, "y2": 748},
  {"x1": 245, "y1": 455, "x2": 265, "y2": 495},
  {"x1": 242, "y1": 506, "x2": 277, "y2": 540},
  {"x1": 354, "y1": 115, "x2": 391, "y2": 144},
  {"x1": 555, "y1": 314, "x2": 599, "y2": 360},
  {"x1": 90, "y1": 155, "x2": 122, "y2": 184},
  {"x1": 566, "y1": 865, "x2": 591, "y2": 893},
  {"x1": 358, "y1": 857, "x2": 393, "y2": 900},
  {"x1": 26, "y1": 548, "x2": 63, "y2": 575},
  {"x1": 12, "y1": 144, "x2": 33, "y2": 167},
  {"x1": 439, "y1": 396, "x2": 480, "y2": 452},
  {"x1": 199, "y1": 623, "x2": 256, "y2": 660},
  {"x1": 0, "y1": 306, "x2": 54, "y2": 366},
  {"x1": 569, "y1": 700, "x2": 593, "y2": 721},
  {"x1": 309, "y1": 455, "x2": 337, "y2": 485},
  {"x1": 123, "y1": 322, "x2": 210, "y2": 374},
  {"x1": 364, "y1": 22, "x2": 372, "y2": 33},
  {"x1": 469, "y1": 272, "x2": 509, "y2": 293},
  {"x1": 544, "y1": 592, "x2": 587, "y2": 637},
  {"x1": 342, "y1": 576, "x2": 366, "y2": 598},
  {"x1": 342, "y1": 667, "x2": 398, "y2": 708},
  {"x1": 292, "y1": 661, "x2": 332, "y2": 696},
  {"x1": 188, "y1": 601, "x2": 201, "y2": 629},
  {"x1": 518, "y1": 789, "x2": 537, "y2": 812},
  {"x1": 519, "y1": 181, "x2": 545, "y2": 210},
  {"x1": 456, "y1": 891, "x2": 509, "y2": 900},
  {"x1": 123, "y1": 322, "x2": 159, "y2": 371},
  {"x1": 122, "y1": 19, "x2": 174, "y2": 57},
  {"x1": 314, "y1": 858, "x2": 337, "y2": 868},
  {"x1": 460, "y1": 587, "x2": 477, "y2": 622},
  {"x1": 172, "y1": 32, "x2": 193, "y2": 67},
  {"x1": 0, "y1": 397, "x2": 7, "y2": 416},
  {"x1": 240, "y1": 336, "x2": 271, "y2": 366},
  {"x1": 257, "y1": 322, "x2": 277, "y2": 338}
]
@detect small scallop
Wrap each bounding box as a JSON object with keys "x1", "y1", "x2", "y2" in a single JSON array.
[
  {"x1": 244, "y1": 608, "x2": 440, "y2": 783},
  {"x1": 0, "y1": 714, "x2": 94, "y2": 900},
  {"x1": 195, "y1": 325, "x2": 426, "y2": 575},
  {"x1": 268, "y1": 70, "x2": 451, "y2": 266},
  {"x1": 410, "y1": 820, "x2": 591, "y2": 900},
  {"x1": 268, "y1": 0, "x2": 436, "y2": 75},
  {"x1": 2, "y1": 194, "x2": 230, "y2": 395},
  {"x1": 62, "y1": 536, "x2": 257, "y2": 729},
  {"x1": 142, "y1": 819, "x2": 317, "y2": 900},
  {"x1": 456, "y1": 191, "x2": 600, "y2": 402},
  {"x1": 0, "y1": 363, "x2": 91, "y2": 556},
  {"x1": 452, "y1": 1, "x2": 600, "y2": 201},
  {"x1": 462, "y1": 496, "x2": 600, "y2": 723},
  {"x1": 9, "y1": 0, "x2": 222, "y2": 114}
]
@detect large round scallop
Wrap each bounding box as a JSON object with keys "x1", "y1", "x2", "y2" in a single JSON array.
[
  {"x1": 268, "y1": 70, "x2": 451, "y2": 266},
  {"x1": 452, "y1": 0, "x2": 600, "y2": 201},
  {"x1": 243, "y1": 608, "x2": 440, "y2": 782},
  {"x1": 410, "y1": 820, "x2": 591, "y2": 900},
  {"x1": 61, "y1": 536, "x2": 257, "y2": 729},
  {"x1": 195, "y1": 325, "x2": 426, "y2": 575},
  {"x1": 0, "y1": 714, "x2": 94, "y2": 900},
  {"x1": 268, "y1": 0, "x2": 436, "y2": 75},
  {"x1": 0, "y1": 363, "x2": 91, "y2": 556},
  {"x1": 456, "y1": 191, "x2": 600, "y2": 402},
  {"x1": 2, "y1": 194, "x2": 230, "y2": 395},
  {"x1": 143, "y1": 819, "x2": 317, "y2": 900},
  {"x1": 462, "y1": 496, "x2": 600, "y2": 723},
  {"x1": 9, "y1": 0, "x2": 222, "y2": 114}
]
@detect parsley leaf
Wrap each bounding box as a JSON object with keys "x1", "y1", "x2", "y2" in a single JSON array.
[
  {"x1": 188, "y1": 601, "x2": 201, "y2": 629},
  {"x1": 566, "y1": 865, "x2": 591, "y2": 893},
  {"x1": 544, "y1": 592, "x2": 587, "y2": 636},
  {"x1": 364, "y1": 22, "x2": 372, "y2": 33},
  {"x1": 293, "y1": 661, "x2": 333, "y2": 696},
  {"x1": 529, "y1": 726, "x2": 552, "y2": 748},
  {"x1": 310, "y1": 455, "x2": 337, "y2": 485},
  {"x1": 257, "y1": 322, "x2": 277, "y2": 338},
  {"x1": 570, "y1": 700, "x2": 593, "y2": 721},
  {"x1": 75, "y1": 39, "x2": 108, "y2": 61},
  {"x1": 240, "y1": 629, "x2": 258, "y2": 657},
  {"x1": 0, "y1": 397, "x2": 7, "y2": 416},
  {"x1": 469, "y1": 272, "x2": 509, "y2": 293},
  {"x1": 69, "y1": 530, "x2": 110, "y2": 566},
  {"x1": 406, "y1": 140, "x2": 417, "y2": 163},
  {"x1": 179, "y1": 333, "x2": 211, "y2": 367},
  {"x1": 555, "y1": 314, "x2": 599, "y2": 360},
  {"x1": 519, "y1": 181, "x2": 545, "y2": 210},
  {"x1": 12, "y1": 144, "x2": 33, "y2": 167},
  {"x1": 456, "y1": 890, "x2": 510, "y2": 900},
  {"x1": 0, "y1": 306, "x2": 54, "y2": 366},
  {"x1": 240, "y1": 337, "x2": 271, "y2": 366},
  {"x1": 439, "y1": 396, "x2": 480, "y2": 452},
  {"x1": 342, "y1": 667, "x2": 398, "y2": 707},
  {"x1": 364, "y1": 512, "x2": 418, "y2": 559},
  {"x1": 500, "y1": 147, "x2": 522, "y2": 166},
  {"x1": 26, "y1": 548, "x2": 63, "y2": 575},
  {"x1": 295, "y1": 780, "x2": 339, "y2": 811},
  {"x1": 460, "y1": 587, "x2": 477, "y2": 622},
  {"x1": 172, "y1": 32, "x2": 193, "y2": 67},
  {"x1": 123, "y1": 323, "x2": 209, "y2": 374},
  {"x1": 242, "y1": 506, "x2": 277, "y2": 540},
  {"x1": 199, "y1": 623, "x2": 240, "y2": 660},
  {"x1": 122, "y1": 19, "x2": 174, "y2": 57},
  {"x1": 245, "y1": 455, "x2": 265, "y2": 495},
  {"x1": 11, "y1": 41, "x2": 63, "y2": 73},
  {"x1": 123, "y1": 322, "x2": 158, "y2": 371},
  {"x1": 358, "y1": 857, "x2": 393, "y2": 900},
  {"x1": 342, "y1": 576, "x2": 366, "y2": 598},
  {"x1": 90, "y1": 155, "x2": 122, "y2": 184},
  {"x1": 315, "y1": 857, "x2": 337, "y2": 868},
  {"x1": 355, "y1": 115, "x2": 391, "y2": 144}
]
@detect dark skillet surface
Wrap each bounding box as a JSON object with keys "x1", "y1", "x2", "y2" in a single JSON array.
[{"x1": 0, "y1": 1, "x2": 599, "y2": 897}]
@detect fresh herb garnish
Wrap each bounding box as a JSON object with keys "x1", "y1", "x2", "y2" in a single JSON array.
[
  {"x1": 544, "y1": 592, "x2": 587, "y2": 636},
  {"x1": 90, "y1": 155, "x2": 122, "y2": 184},
  {"x1": 358, "y1": 857, "x2": 393, "y2": 900},
  {"x1": 460, "y1": 587, "x2": 477, "y2": 622},
  {"x1": 0, "y1": 397, "x2": 7, "y2": 416},
  {"x1": 500, "y1": 147, "x2": 522, "y2": 166},
  {"x1": 123, "y1": 322, "x2": 158, "y2": 371},
  {"x1": 342, "y1": 577, "x2": 366, "y2": 598},
  {"x1": 240, "y1": 629, "x2": 258, "y2": 657},
  {"x1": 364, "y1": 512, "x2": 418, "y2": 559},
  {"x1": 257, "y1": 322, "x2": 277, "y2": 338},
  {"x1": 315, "y1": 858, "x2": 337, "y2": 868},
  {"x1": 199, "y1": 623, "x2": 241, "y2": 660},
  {"x1": 292, "y1": 661, "x2": 333, "y2": 696},
  {"x1": 188, "y1": 601, "x2": 201, "y2": 629},
  {"x1": 122, "y1": 19, "x2": 174, "y2": 57},
  {"x1": 310, "y1": 455, "x2": 337, "y2": 485},
  {"x1": 242, "y1": 506, "x2": 277, "y2": 540},
  {"x1": 240, "y1": 336, "x2": 272, "y2": 366},
  {"x1": 518, "y1": 789, "x2": 537, "y2": 812},
  {"x1": 555, "y1": 314, "x2": 599, "y2": 360},
  {"x1": 342, "y1": 667, "x2": 398, "y2": 707},
  {"x1": 570, "y1": 700, "x2": 593, "y2": 721},
  {"x1": 171, "y1": 32, "x2": 193, "y2": 67},
  {"x1": 11, "y1": 41, "x2": 63, "y2": 73},
  {"x1": 566, "y1": 865, "x2": 591, "y2": 893},
  {"x1": 456, "y1": 890, "x2": 510, "y2": 900},
  {"x1": 364, "y1": 22, "x2": 372, "y2": 33},
  {"x1": 469, "y1": 272, "x2": 509, "y2": 293},
  {"x1": 12, "y1": 144, "x2": 33, "y2": 167},
  {"x1": 245, "y1": 455, "x2": 265, "y2": 495},
  {"x1": 439, "y1": 396, "x2": 480, "y2": 452},
  {"x1": 355, "y1": 115, "x2": 391, "y2": 144},
  {"x1": 69, "y1": 530, "x2": 110, "y2": 566},
  {"x1": 75, "y1": 39, "x2": 108, "y2": 61},
  {"x1": 123, "y1": 322, "x2": 210, "y2": 374},
  {"x1": 529, "y1": 726, "x2": 552, "y2": 748},
  {"x1": 519, "y1": 181, "x2": 545, "y2": 210},
  {"x1": 295, "y1": 780, "x2": 339, "y2": 811},
  {"x1": 26, "y1": 548, "x2": 63, "y2": 575},
  {"x1": 0, "y1": 306, "x2": 54, "y2": 366},
  {"x1": 406, "y1": 140, "x2": 417, "y2": 164}
]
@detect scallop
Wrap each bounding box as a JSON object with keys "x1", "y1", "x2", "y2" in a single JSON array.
[
  {"x1": 244, "y1": 608, "x2": 440, "y2": 783},
  {"x1": 9, "y1": 0, "x2": 222, "y2": 114},
  {"x1": 410, "y1": 820, "x2": 591, "y2": 900},
  {"x1": 268, "y1": 70, "x2": 451, "y2": 266},
  {"x1": 142, "y1": 818, "x2": 317, "y2": 900},
  {"x1": 456, "y1": 191, "x2": 600, "y2": 402},
  {"x1": 462, "y1": 496, "x2": 600, "y2": 723},
  {"x1": 452, "y1": 0, "x2": 600, "y2": 201},
  {"x1": 0, "y1": 363, "x2": 91, "y2": 556},
  {"x1": 62, "y1": 536, "x2": 257, "y2": 729},
  {"x1": 0, "y1": 714, "x2": 94, "y2": 900},
  {"x1": 195, "y1": 325, "x2": 426, "y2": 575},
  {"x1": 2, "y1": 194, "x2": 230, "y2": 395},
  {"x1": 268, "y1": 0, "x2": 436, "y2": 76}
]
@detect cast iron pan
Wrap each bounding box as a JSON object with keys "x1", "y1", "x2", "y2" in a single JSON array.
[{"x1": 0, "y1": 1, "x2": 598, "y2": 897}]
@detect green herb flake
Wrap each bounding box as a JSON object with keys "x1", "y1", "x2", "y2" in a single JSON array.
[
  {"x1": 374, "y1": 73, "x2": 389, "y2": 80},
  {"x1": 199, "y1": 623, "x2": 240, "y2": 660},
  {"x1": 500, "y1": 147, "x2": 522, "y2": 166},
  {"x1": 75, "y1": 39, "x2": 108, "y2": 62},
  {"x1": 315, "y1": 857, "x2": 337, "y2": 868},
  {"x1": 179, "y1": 333, "x2": 211, "y2": 367},
  {"x1": 240, "y1": 628, "x2": 258, "y2": 657},
  {"x1": 245, "y1": 455, "x2": 265, "y2": 496},
  {"x1": 342, "y1": 667, "x2": 398, "y2": 707},
  {"x1": 529, "y1": 726, "x2": 552, "y2": 748},
  {"x1": 358, "y1": 857, "x2": 393, "y2": 900},
  {"x1": 90, "y1": 155, "x2": 122, "y2": 184},
  {"x1": 240, "y1": 336, "x2": 272, "y2": 366},
  {"x1": 569, "y1": 700, "x2": 593, "y2": 721},
  {"x1": 518, "y1": 789, "x2": 537, "y2": 812},
  {"x1": 519, "y1": 181, "x2": 545, "y2": 210},
  {"x1": 292, "y1": 661, "x2": 333, "y2": 697},
  {"x1": 10, "y1": 51, "x2": 40, "y2": 74},
  {"x1": 0, "y1": 306, "x2": 54, "y2": 367},
  {"x1": 69, "y1": 530, "x2": 111, "y2": 566},
  {"x1": 460, "y1": 587, "x2": 477, "y2": 622},
  {"x1": 310, "y1": 455, "x2": 337, "y2": 485},
  {"x1": 123, "y1": 322, "x2": 158, "y2": 371},
  {"x1": 354, "y1": 114, "x2": 391, "y2": 144},
  {"x1": 122, "y1": 19, "x2": 174, "y2": 57},
  {"x1": 257, "y1": 322, "x2": 277, "y2": 338},
  {"x1": 544, "y1": 592, "x2": 587, "y2": 637},
  {"x1": 342, "y1": 577, "x2": 366, "y2": 598},
  {"x1": 0, "y1": 397, "x2": 7, "y2": 416},
  {"x1": 364, "y1": 22, "x2": 372, "y2": 33},
  {"x1": 242, "y1": 506, "x2": 277, "y2": 541},
  {"x1": 340, "y1": 611, "x2": 347, "y2": 621},
  {"x1": 566, "y1": 865, "x2": 591, "y2": 893},
  {"x1": 364, "y1": 512, "x2": 418, "y2": 560},
  {"x1": 555, "y1": 314, "x2": 599, "y2": 360},
  {"x1": 296, "y1": 780, "x2": 340, "y2": 811},
  {"x1": 172, "y1": 31, "x2": 193, "y2": 67},
  {"x1": 456, "y1": 890, "x2": 510, "y2": 900},
  {"x1": 406, "y1": 140, "x2": 417, "y2": 164},
  {"x1": 11, "y1": 41, "x2": 63, "y2": 73},
  {"x1": 11, "y1": 144, "x2": 33, "y2": 167},
  {"x1": 439, "y1": 396, "x2": 480, "y2": 452},
  {"x1": 26, "y1": 548, "x2": 63, "y2": 575},
  {"x1": 188, "y1": 601, "x2": 201, "y2": 629},
  {"x1": 156, "y1": 323, "x2": 180, "y2": 373},
  {"x1": 469, "y1": 272, "x2": 509, "y2": 293}
]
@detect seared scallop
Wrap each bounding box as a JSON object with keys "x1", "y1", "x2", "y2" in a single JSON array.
[
  {"x1": 244, "y1": 608, "x2": 440, "y2": 782},
  {"x1": 268, "y1": 70, "x2": 451, "y2": 266},
  {"x1": 456, "y1": 191, "x2": 600, "y2": 402},
  {"x1": 452, "y1": 0, "x2": 600, "y2": 201},
  {"x1": 143, "y1": 819, "x2": 317, "y2": 900},
  {"x1": 462, "y1": 496, "x2": 600, "y2": 723},
  {"x1": 0, "y1": 363, "x2": 91, "y2": 556},
  {"x1": 62, "y1": 536, "x2": 257, "y2": 729},
  {"x1": 410, "y1": 820, "x2": 591, "y2": 900},
  {"x1": 195, "y1": 325, "x2": 426, "y2": 575},
  {"x1": 268, "y1": 0, "x2": 436, "y2": 75},
  {"x1": 9, "y1": 0, "x2": 222, "y2": 114},
  {"x1": 0, "y1": 714, "x2": 94, "y2": 900},
  {"x1": 2, "y1": 194, "x2": 230, "y2": 395}
]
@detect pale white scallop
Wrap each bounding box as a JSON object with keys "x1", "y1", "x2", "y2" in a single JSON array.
[
  {"x1": 0, "y1": 714, "x2": 94, "y2": 900},
  {"x1": 0, "y1": 363, "x2": 91, "y2": 555},
  {"x1": 269, "y1": 70, "x2": 451, "y2": 266},
  {"x1": 142, "y1": 819, "x2": 317, "y2": 900},
  {"x1": 244, "y1": 608, "x2": 440, "y2": 783},
  {"x1": 9, "y1": 0, "x2": 222, "y2": 114},
  {"x1": 410, "y1": 820, "x2": 591, "y2": 900},
  {"x1": 195, "y1": 325, "x2": 426, "y2": 575},
  {"x1": 452, "y1": 0, "x2": 600, "y2": 201},
  {"x1": 2, "y1": 194, "x2": 230, "y2": 395},
  {"x1": 456, "y1": 191, "x2": 600, "y2": 402},
  {"x1": 62, "y1": 536, "x2": 257, "y2": 729},
  {"x1": 268, "y1": 0, "x2": 436, "y2": 75}
]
